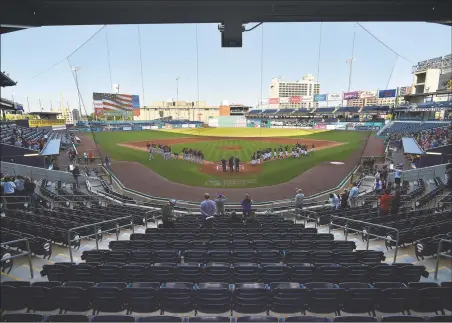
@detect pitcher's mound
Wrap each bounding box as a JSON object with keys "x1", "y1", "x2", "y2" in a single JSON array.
[{"x1": 220, "y1": 145, "x2": 243, "y2": 151}]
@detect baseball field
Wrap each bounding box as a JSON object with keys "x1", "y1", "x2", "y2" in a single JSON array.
[{"x1": 90, "y1": 128, "x2": 369, "y2": 188}]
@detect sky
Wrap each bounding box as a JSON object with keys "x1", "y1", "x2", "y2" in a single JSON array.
[{"x1": 1, "y1": 22, "x2": 451, "y2": 114}]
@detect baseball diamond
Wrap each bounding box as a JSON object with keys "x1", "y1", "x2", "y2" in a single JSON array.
[{"x1": 77, "y1": 128, "x2": 385, "y2": 196}]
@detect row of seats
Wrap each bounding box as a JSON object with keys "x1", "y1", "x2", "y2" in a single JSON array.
[
  {"x1": 0, "y1": 228, "x2": 52, "y2": 259},
  {"x1": 81, "y1": 249, "x2": 385, "y2": 265},
  {"x1": 5, "y1": 314, "x2": 450, "y2": 322},
  {"x1": 2, "y1": 281, "x2": 451, "y2": 316},
  {"x1": 130, "y1": 232, "x2": 327, "y2": 241},
  {"x1": 41, "y1": 263, "x2": 426, "y2": 284},
  {"x1": 110, "y1": 239, "x2": 356, "y2": 251}
]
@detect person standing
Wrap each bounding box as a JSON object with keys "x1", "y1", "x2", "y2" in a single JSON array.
[
  {"x1": 228, "y1": 156, "x2": 234, "y2": 173},
  {"x1": 394, "y1": 168, "x2": 402, "y2": 188},
  {"x1": 329, "y1": 193, "x2": 340, "y2": 210},
  {"x1": 379, "y1": 189, "x2": 392, "y2": 216},
  {"x1": 200, "y1": 193, "x2": 216, "y2": 228},
  {"x1": 83, "y1": 151, "x2": 88, "y2": 164},
  {"x1": 221, "y1": 157, "x2": 227, "y2": 172},
  {"x1": 340, "y1": 189, "x2": 349, "y2": 209},
  {"x1": 294, "y1": 189, "x2": 304, "y2": 211},
  {"x1": 241, "y1": 194, "x2": 253, "y2": 217},
  {"x1": 214, "y1": 193, "x2": 227, "y2": 216},
  {"x1": 445, "y1": 161, "x2": 452, "y2": 189},
  {"x1": 161, "y1": 199, "x2": 177, "y2": 229},
  {"x1": 72, "y1": 166, "x2": 81, "y2": 188},
  {"x1": 348, "y1": 182, "x2": 359, "y2": 207},
  {"x1": 391, "y1": 189, "x2": 401, "y2": 215},
  {"x1": 234, "y1": 156, "x2": 240, "y2": 172},
  {"x1": 1, "y1": 177, "x2": 16, "y2": 196}
]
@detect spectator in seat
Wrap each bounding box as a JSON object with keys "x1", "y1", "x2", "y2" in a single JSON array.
[
  {"x1": 294, "y1": 189, "x2": 304, "y2": 211},
  {"x1": 214, "y1": 193, "x2": 227, "y2": 216},
  {"x1": 161, "y1": 199, "x2": 176, "y2": 229},
  {"x1": 379, "y1": 189, "x2": 392, "y2": 216},
  {"x1": 200, "y1": 193, "x2": 216, "y2": 228},
  {"x1": 348, "y1": 182, "x2": 359, "y2": 207},
  {"x1": 241, "y1": 193, "x2": 253, "y2": 217}
]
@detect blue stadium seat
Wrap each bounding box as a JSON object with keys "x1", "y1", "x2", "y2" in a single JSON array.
[
  {"x1": 233, "y1": 283, "x2": 268, "y2": 314},
  {"x1": 124, "y1": 282, "x2": 160, "y2": 314},
  {"x1": 46, "y1": 315, "x2": 89, "y2": 322},
  {"x1": 160, "y1": 282, "x2": 194, "y2": 314},
  {"x1": 194, "y1": 282, "x2": 231, "y2": 314},
  {"x1": 91, "y1": 315, "x2": 135, "y2": 322},
  {"x1": 269, "y1": 282, "x2": 308, "y2": 314}
]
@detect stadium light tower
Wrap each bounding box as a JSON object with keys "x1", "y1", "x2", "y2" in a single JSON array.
[
  {"x1": 72, "y1": 66, "x2": 83, "y2": 121},
  {"x1": 346, "y1": 25, "x2": 356, "y2": 93},
  {"x1": 176, "y1": 77, "x2": 180, "y2": 118}
]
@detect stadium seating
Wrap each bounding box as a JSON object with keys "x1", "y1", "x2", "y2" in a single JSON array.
[{"x1": 380, "y1": 122, "x2": 449, "y2": 136}]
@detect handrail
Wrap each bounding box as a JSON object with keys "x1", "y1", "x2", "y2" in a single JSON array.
[
  {"x1": 67, "y1": 214, "x2": 147, "y2": 262},
  {"x1": 2, "y1": 195, "x2": 32, "y2": 207},
  {"x1": 290, "y1": 209, "x2": 319, "y2": 228},
  {"x1": 434, "y1": 238, "x2": 452, "y2": 280},
  {"x1": 0, "y1": 238, "x2": 34, "y2": 279},
  {"x1": 329, "y1": 215, "x2": 400, "y2": 263}
]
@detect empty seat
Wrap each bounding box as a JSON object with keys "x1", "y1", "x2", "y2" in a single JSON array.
[
  {"x1": 339, "y1": 282, "x2": 378, "y2": 316},
  {"x1": 261, "y1": 264, "x2": 288, "y2": 283},
  {"x1": 178, "y1": 263, "x2": 203, "y2": 283},
  {"x1": 46, "y1": 315, "x2": 89, "y2": 322},
  {"x1": 0, "y1": 285, "x2": 27, "y2": 311},
  {"x1": 91, "y1": 315, "x2": 135, "y2": 322},
  {"x1": 289, "y1": 264, "x2": 315, "y2": 283},
  {"x1": 342, "y1": 265, "x2": 370, "y2": 283},
  {"x1": 305, "y1": 282, "x2": 343, "y2": 315},
  {"x1": 96, "y1": 264, "x2": 124, "y2": 282},
  {"x1": 26, "y1": 283, "x2": 61, "y2": 312},
  {"x1": 194, "y1": 282, "x2": 231, "y2": 314},
  {"x1": 124, "y1": 282, "x2": 160, "y2": 314},
  {"x1": 333, "y1": 317, "x2": 378, "y2": 322},
  {"x1": 285, "y1": 316, "x2": 331, "y2": 322},
  {"x1": 269, "y1": 282, "x2": 308, "y2": 314},
  {"x1": 136, "y1": 317, "x2": 182, "y2": 322},
  {"x1": 256, "y1": 250, "x2": 281, "y2": 263},
  {"x1": 0, "y1": 314, "x2": 45, "y2": 322},
  {"x1": 204, "y1": 263, "x2": 232, "y2": 283},
  {"x1": 150, "y1": 263, "x2": 177, "y2": 283},
  {"x1": 154, "y1": 250, "x2": 180, "y2": 263},
  {"x1": 232, "y1": 249, "x2": 256, "y2": 263},
  {"x1": 189, "y1": 317, "x2": 230, "y2": 322},
  {"x1": 54, "y1": 284, "x2": 93, "y2": 313},
  {"x1": 160, "y1": 282, "x2": 194, "y2": 314},
  {"x1": 233, "y1": 283, "x2": 268, "y2": 314},
  {"x1": 315, "y1": 264, "x2": 343, "y2": 283},
  {"x1": 90, "y1": 282, "x2": 127, "y2": 314},
  {"x1": 122, "y1": 264, "x2": 148, "y2": 282},
  {"x1": 236, "y1": 316, "x2": 278, "y2": 322},
  {"x1": 381, "y1": 316, "x2": 424, "y2": 322},
  {"x1": 374, "y1": 282, "x2": 411, "y2": 314},
  {"x1": 285, "y1": 250, "x2": 310, "y2": 264},
  {"x1": 233, "y1": 263, "x2": 261, "y2": 282},
  {"x1": 184, "y1": 250, "x2": 207, "y2": 263}
]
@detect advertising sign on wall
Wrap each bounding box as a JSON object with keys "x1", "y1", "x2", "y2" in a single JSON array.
[
  {"x1": 290, "y1": 96, "x2": 301, "y2": 104},
  {"x1": 142, "y1": 126, "x2": 151, "y2": 130},
  {"x1": 314, "y1": 123, "x2": 327, "y2": 129},
  {"x1": 344, "y1": 91, "x2": 359, "y2": 100},
  {"x1": 378, "y1": 89, "x2": 397, "y2": 98},
  {"x1": 359, "y1": 90, "x2": 377, "y2": 99},
  {"x1": 269, "y1": 98, "x2": 279, "y2": 104},
  {"x1": 123, "y1": 126, "x2": 132, "y2": 131},
  {"x1": 328, "y1": 93, "x2": 343, "y2": 101},
  {"x1": 151, "y1": 126, "x2": 159, "y2": 130},
  {"x1": 314, "y1": 94, "x2": 327, "y2": 102},
  {"x1": 279, "y1": 97, "x2": 290, "y2": 104},
  {"x1": 302, "y1": 95, "x2": 313, "y2": 101}
]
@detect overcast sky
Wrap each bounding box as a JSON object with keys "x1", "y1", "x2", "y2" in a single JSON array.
[{"x1": 1, "y1": 22, "x2": 451, "y2": 113}]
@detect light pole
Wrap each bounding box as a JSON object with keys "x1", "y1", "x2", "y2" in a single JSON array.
[
  {"x1": 346, "y1": 25, "x2": 356, "y2": 93},
  {"x1": 176, "y1": 77, "x2": 180, "y2": 119},
  {"x1": 72, "y1": 66, "x2": 83, "y2": 121}
]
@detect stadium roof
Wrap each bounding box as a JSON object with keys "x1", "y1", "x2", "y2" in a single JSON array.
[
  {"x1": 1, "y1": 0, "x2": 451, "y2": 34},
  {"x1": 0, "y1": 71, "x2": 17, "y2": 87},
  {"x1": 28, "y1": 111, "x2": 61, "y2": 115}
]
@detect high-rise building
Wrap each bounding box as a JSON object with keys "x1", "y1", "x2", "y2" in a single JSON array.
[{"x1": 268, "y1": 74, "x2": 320, "y2": 109}]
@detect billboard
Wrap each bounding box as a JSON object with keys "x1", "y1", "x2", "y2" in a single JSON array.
[
  {"x1": 378, "y1": 89, "x2": 397, "y2": 98},
  {"x1": 279, "y1": 97, "x2": 290, "y2": 104},
  {"x1": 269, "y1": 98, "x2": 279, "y2": 104},
  {"x1": 438, "y1": 72, "x2": 452, "y2": 91},
  {"x1": 93, "y1": 92, "x2": 140, "y2": 117},
  {"x1": 260, "y1": 99, "x2": 269, "y2": 105},
  {"x1": 359, "y1": 90, "x2": 377, "y2": 99},
  {"x1": 328, "y1": 93, "x2": 342, "y2": 101},
  {"x1": 314, "y1": 94, "x2": 327, "y2": 102},
  {"x1": 290, "y1": 96, "x2": 301, "y2": 103},
  {"x1": 302, "y1": 95, "x2": 313, "y2": 101},
  {"x1": 344, "y1": 91, "x2": 359, "y2": 100}
]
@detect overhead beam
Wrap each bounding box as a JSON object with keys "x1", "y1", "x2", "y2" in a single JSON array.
[{"x1": 1, "y1": 0, "x2": 451, "y2": 29}]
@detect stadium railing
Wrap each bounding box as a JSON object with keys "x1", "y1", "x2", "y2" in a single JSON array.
[
  {"x1": 387, "y1": 163, "x2": 448, "y2": 183},
  {"x1": 329, "y1": 215, "x2": 400, "y2": 263},
  {"x1": 67, "y1": 215, "x2": 145, "y2": 262},
  {"x1": 1, "y1": 195, "x2": 32, "y2": 209},
  {"x1": 0, "y1": 238, "x2": 34, "y2": 279}
]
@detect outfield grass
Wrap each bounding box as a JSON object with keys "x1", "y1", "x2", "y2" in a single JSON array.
[
  {"x1": 162, "y1": 127, "x2": 327, "y2": 137},
  {"x1": 92, "y1": 130, "x2": 366, "y2": 188}
]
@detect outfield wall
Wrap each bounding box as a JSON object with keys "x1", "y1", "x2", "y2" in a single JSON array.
[{"x1": 207, "y1": 116, "x2": 247, "y2": 128}]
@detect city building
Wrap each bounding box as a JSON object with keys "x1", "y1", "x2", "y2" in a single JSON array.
[
  {"x1": 407, "y1": 55, "x2": 452, "y2": 103},
  {"x1": 134, "y1": 100, "x2": 220, "y2": 123},
  {"x1": 268, "y1": 74, "x2": 320, "y2": 109}
]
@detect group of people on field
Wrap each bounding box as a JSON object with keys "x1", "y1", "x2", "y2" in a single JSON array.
[{"x1": 250, "y1": 143, "x2": 315, "y2": 166}]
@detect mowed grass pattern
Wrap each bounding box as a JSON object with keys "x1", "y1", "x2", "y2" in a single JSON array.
[
  {"x1": 92, "y1": 129, "x2": 367, "y2": 188},
  {"x1": 162, "y1": 127, "x2": 326, "y2": 137}
]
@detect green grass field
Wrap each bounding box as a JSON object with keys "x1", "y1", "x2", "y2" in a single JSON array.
[{"x1": 92, "y1": 128, "x2": 366, "y2": 188}]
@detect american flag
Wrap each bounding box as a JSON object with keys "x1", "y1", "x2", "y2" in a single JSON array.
[{"x1": 93, "y1": 92, "x2": 134, "y2": 113}]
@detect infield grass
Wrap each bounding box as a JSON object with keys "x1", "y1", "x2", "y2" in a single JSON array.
[{"x1": 92, "y1": 129, "x2": 367, "y2": 188}]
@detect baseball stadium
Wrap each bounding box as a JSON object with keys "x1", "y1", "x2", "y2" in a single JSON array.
[{"x1": 1, "y1": 1, "x2": 452, "y2": 323}]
